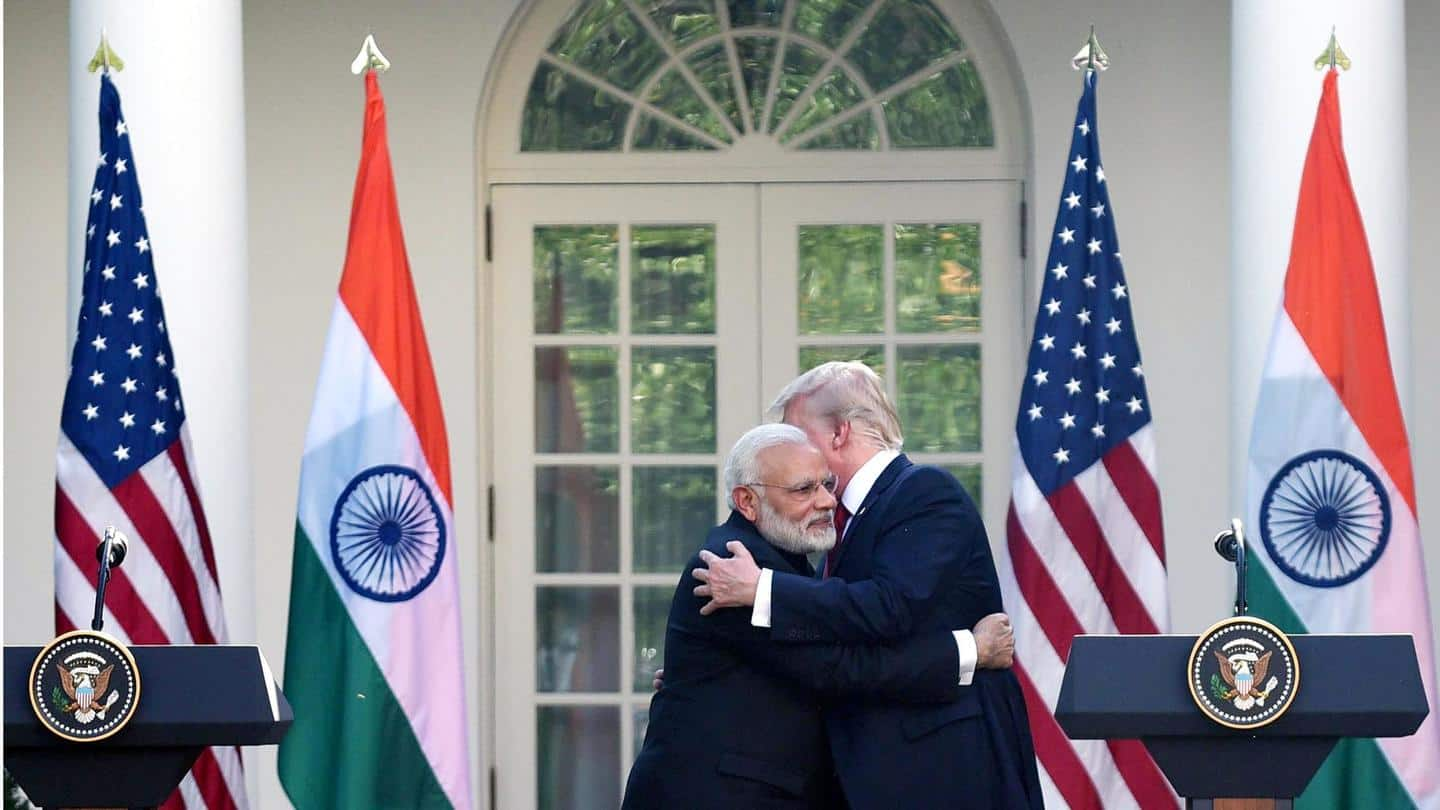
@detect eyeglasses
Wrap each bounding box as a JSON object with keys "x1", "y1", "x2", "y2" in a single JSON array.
[{"x1": 742, "y1": 474, "x2": 839, "y2": 499}]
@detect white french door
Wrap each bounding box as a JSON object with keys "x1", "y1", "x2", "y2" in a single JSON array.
[{"x1": 490, "y1": 180, "x2": 1020, "y2": 809}]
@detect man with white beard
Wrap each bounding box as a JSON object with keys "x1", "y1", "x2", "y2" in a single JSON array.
[{"x1": 623, "y1": 424, "x2": 1014, "y2": 809}]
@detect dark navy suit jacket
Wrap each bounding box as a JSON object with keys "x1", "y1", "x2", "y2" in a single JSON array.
[
  {"x1": 769, "y1": 455, "x2": 1045, "y2": 809},
  {"x1": 623, "y1": 511, "x2": 966, "y2": 810}
]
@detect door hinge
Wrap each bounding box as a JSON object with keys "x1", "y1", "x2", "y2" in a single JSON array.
[
  {"x1": 484, "y1": 204, "x2": 494, "y2": 263},
  {"x1": 1019, "y1": 194, "x2": 1028, "y2": 260},
  {"x1": 487, "y1": 484, "x2": 496, "y2": 541},
  {"x1": 488, "y1": 766, "x2": 497, "y2": 809}
]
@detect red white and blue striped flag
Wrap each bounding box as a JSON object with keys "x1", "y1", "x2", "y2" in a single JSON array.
[
  {"x1": 54, "y1": 73, "x2": 247, "y2": 810},
  {"x1": 997, "y1": 71, "x2": 1177, "y2": 809}
]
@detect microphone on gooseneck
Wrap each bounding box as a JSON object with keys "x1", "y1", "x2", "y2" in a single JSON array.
[{"x1": 91, "y1": 526, "x2": 130, "y2": 632}]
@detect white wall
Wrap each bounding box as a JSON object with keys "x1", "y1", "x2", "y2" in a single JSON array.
[{"x1": 5, "y1": 1, "x2": 1440, "y2": 808}]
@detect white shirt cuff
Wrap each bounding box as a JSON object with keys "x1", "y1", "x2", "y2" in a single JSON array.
[
  {"x1": 750, "y1": 568, "x2": 774, "y2": 627},
  {"x1": 954, "y1": 629, "x2": 977, "y2": 685}
]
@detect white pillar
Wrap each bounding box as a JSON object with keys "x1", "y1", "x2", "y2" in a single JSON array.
[
  {"x1": 1230, "y1": 1, "x2": 1409, "y2": 507},
  {"x1": 68, "y1": 1, "x2": 253, "y2": 660}
]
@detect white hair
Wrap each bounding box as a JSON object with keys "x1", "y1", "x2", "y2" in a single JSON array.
[
  {"x1": 767, "y1": 361, "x2": 904, "y2": 451},
  {"x1": 723, "y1": 423, "x2": 812, "y2": 509}
]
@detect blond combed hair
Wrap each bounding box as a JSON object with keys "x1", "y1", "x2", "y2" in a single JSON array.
[{"x1": 768, "y1": 362, "x2": 903, "y2": 451}]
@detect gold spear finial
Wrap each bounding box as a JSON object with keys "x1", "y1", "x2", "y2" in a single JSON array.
[
  {"x1": 87, "y1": 30, "x2": 125, "y2": 74},
  {"x1": 1314, "y1": 27, "x2": 1351, "y2": 71}
]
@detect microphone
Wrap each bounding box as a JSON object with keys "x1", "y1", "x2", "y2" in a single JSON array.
[
  {"x1": 1213, "y1": 518, "x2": 1248, "y2": 615},
  {"x1": 91, "y1": 527, "x2": 129, "y2": 633}
]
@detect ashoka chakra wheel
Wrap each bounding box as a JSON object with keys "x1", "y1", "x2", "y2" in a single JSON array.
[
  {"x1": 329, "y1": 464, "x2": 446, "y2": 602},
  {"x1": 1259, "y1": 449, "x2": 1390, "y2": 588}
]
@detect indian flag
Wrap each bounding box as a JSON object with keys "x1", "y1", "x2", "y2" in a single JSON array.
[
  {"x1": 1246, "y1": 68, "x2": 1440, "y2": 808},
  {"x1": 278, "y1": 72, "x2": 472, "y2": 809}
]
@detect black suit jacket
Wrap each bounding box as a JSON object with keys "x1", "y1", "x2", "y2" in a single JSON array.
[
  {"x1": 623, "y1": 511, "x2": 965, "y2": 810},
  {"x1": 769, "y1": 455, "x2": 1045, "y2": 809}
]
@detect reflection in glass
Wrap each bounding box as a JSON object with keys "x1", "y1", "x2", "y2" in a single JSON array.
[
  {"x1": 767, "y1": 43, "x2": 827, "y2": 133},
  {"x1": 522, "y1": 63, "x2": 631, "y2": 152},
  {"x1": 798, "y1": 225, "x2": 884, "y2": 334},
  {"x1": 849, "y1": 0, "x2": 962, "y2": 92},
  {"x1": 735, "y1": 36, "x2": 778, "y2": 131},
  {"x1": 727, "y1": 0, "x2": 786, "y2": 29},
  {"x1": 633, "y1": 586, "x2": 673, "y2": 691},
  {"x1": 631, "y1": 348, "x2": 716, "y2": 453},
  {"x1": 547, "y1": 0, "x2": 668, "y2": 92},
  {"x1": 534, "y1": 226, "x2": 619, "y2": 334},
  {"x1": 537, "y1": 587, "x2": 620, "y2": 692},
  {"x1": 538, "y1": 705, "x2": 620, "y2": 810},
  {"x1": 895, "y1": 223, "x2": 981, "y2": 333},
  {"x1": 944, "y1": 464, "x2": 982, "y2": 511},
  {"x1": 898, "y1": 345, "x2": 981, "y2": 452},
  {"x1": 634, "y1": 467, "x2": 716, "y2": 572},
  {"x1": 782, "y1": 68, "x2": 865, "y2": 143},
  {"x1": 797, "y1": 114, "x2": 879, "y2": 150},
  {"x1": 798, "y1": 345, "x2": 885, "y2": 378},
  {"x1": 643, "y1": 69, "x2": 730, "y2": 142},
  {"x1": 642, "y1": 0, "x2": 720, "y2": 47},
  {"x1": 537, "y1": 466, "x2": 620, "y2": 573},
  {"x1": 687, "y1": 43, "x2": 745, "y2": 133},
  {"x1": 631, "y1": 226, "x2": 716, "y2": 334},
  {"x1": 632, "y1": 114, "x2": 717, "y2": 151},
  {"x1": 536, "y1": 347, "x2": 619, "y2": 453},
  {"x1": 633, "y1": 705, "x2": 652, "y2": 760},
  {"x1": 791, "y1": 0, "x2": 871, "y2": 50},
  {"x1": 884, "y1": 61, "x2": 994, "y2": 148}
]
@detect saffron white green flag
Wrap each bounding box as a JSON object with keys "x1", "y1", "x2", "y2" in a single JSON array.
[
  {"x1": 278, "y1": 72, "x2": 471, "y2": 809},
  {"x1": 1246, "y1": 68, "x2": 1439, "y2": 808}
]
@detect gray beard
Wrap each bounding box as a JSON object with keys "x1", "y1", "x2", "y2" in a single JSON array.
[{"x1": 755, "y1": 499, "x2": 837, "y2": 555}]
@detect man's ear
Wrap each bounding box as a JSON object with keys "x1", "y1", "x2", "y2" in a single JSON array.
[
  {"x1": 733, "y1": 486, "x2": 760, "y2": 522},
  {"x1": 833, "y1": 419, "x2": 851, "y2": 450}
]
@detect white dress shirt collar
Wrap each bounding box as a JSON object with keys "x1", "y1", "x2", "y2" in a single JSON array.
[{"x1": 841, "y1": 448, "x2": 900, "y2": 515}]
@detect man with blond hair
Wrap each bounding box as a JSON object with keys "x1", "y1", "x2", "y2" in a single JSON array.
[
  {"x1": 625, "y1": 424, "x2": 1014, "y2": 809},
  {"x1": 694, "y1": 362, "x2": 1044, "y2": 809}
]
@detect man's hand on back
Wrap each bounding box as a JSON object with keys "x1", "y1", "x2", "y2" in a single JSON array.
[
  {"x1": 973, "y1": 612, "x2": 1014, "y2": 669},
  {"x1": 691, "y1": 541, "x2": 760, "y2": 615}
]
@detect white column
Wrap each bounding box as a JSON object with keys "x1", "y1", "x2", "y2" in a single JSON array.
[
  {"x1": 68, "y1": 3, "x2": 253, "y2": 648},
  {"x1": 1230, "y1": 1, "x2": 1409, "y2": 506}
]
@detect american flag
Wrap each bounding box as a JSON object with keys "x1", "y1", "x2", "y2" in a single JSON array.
[
  {"x1": 998, "y1": 71, "x2": 1176, "y2": 809},
  {"x1": 54, "y1": 73, "x2": 247, "y2": 810}
]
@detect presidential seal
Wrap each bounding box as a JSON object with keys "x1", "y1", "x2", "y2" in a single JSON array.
[
  {"x1": 28, "y1": 630, "x2": 141, "y2": 742},
  {"x1": 1188, "y1": 616, "x2": 1299, "y2": 730}
]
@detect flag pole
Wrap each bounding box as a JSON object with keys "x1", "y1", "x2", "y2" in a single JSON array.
[
  {"x1": 1313, "y1": 27, "x2": 1351, "y2": 71},
  {"x1": 1070, "y1": 25, "x2": 1109, "y2": 79},
  {"x1": 350, "y1": 33, "x2": 391, "y2": 75},
  {"x1": 86, "y1": 29, "x2": 124, "y2": 74}
]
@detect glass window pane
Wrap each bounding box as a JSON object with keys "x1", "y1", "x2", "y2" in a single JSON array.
[
  {"x1": 791, "y1": 0, "x2": 871, "y2": 50},
  {"x1": 631, "y1": 225, "x2": 716, "y2": 334},
  {"x1": 634, "y1": 466, "x2": 716, "y2": 572},
  {"x1": 535, "y1": 226, "x2": 619, "y2": 334},
  {"x1": 536, "y1": 347, "x2": 620, "y2": 453},
  {"x1": 641, "y1": 0, "x2": 720, "y2": 47},
  {"x1": 944, "y1": 464, "x2": 982, "y2": 510},
  {"x1": 631, "y1": 347, "x2": 716, "y2": 453},
  {"x1": 798, "y1": 345, "x2": 885, "y2": 378},
  {"x1": 522, "y1": 63, "x2": 631, "y2": 152},
  {"x1": 895, "y1": 223, "x2": 981, "y2": 333},
  {"x1": 897, "y1": 345, "x2": 980, "y2": 452},
  {"x1": 798, "y1": 225, "x2": 883, "y2": 334},
  {"x1": 686, "y1": 43, "x2": 745, "y2": 133},
  {"x1": 849, "y1": 0, "x2": 962, "y2": 92},
  {"x1": 631, "y1": 114, "x2": 719, "y2": 151},
  {"x1": 633, "y1": 585, "x2": 674, "y2": 691},
  {"x1": 547, "y1": 0, "x2": 668, "y2": 93},
  {"x1": 883, "y1": 61, "x2": 994, "y2": 148},
  {"x1": 735, "y1": 36, "x2": 778, "y2": 131},
  {"x1": 767, "y1": 43, "x2": 827, "y2": 133},
  {"x1": 727, "y1": 0, "x2": 786, "y2": 29},
  {"x1": 781, "y1": 68, "x2": 865, "y2": 143},
  {"x1": 643, "y1": 69, "x2": 730, "y2": 142},
  {"x1": 633, "y1": 705, "x2": 651, "y2": 759},
  {"x1": 537, "y1": 587, "x2": 620, "y2": 692},
  {"x1": 796, "y1": 114, "x2": 879, "y2": 150},
  {"x1": 538, "y1": 706, "x2": 620, "y2": 810},
  {"x1": 537, "y1": 466, "x2": 620, "y2": 573}
]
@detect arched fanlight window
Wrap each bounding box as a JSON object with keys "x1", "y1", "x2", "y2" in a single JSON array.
[{"x1": 521, "y1": 0, "x2": 994, "y2": 151}]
